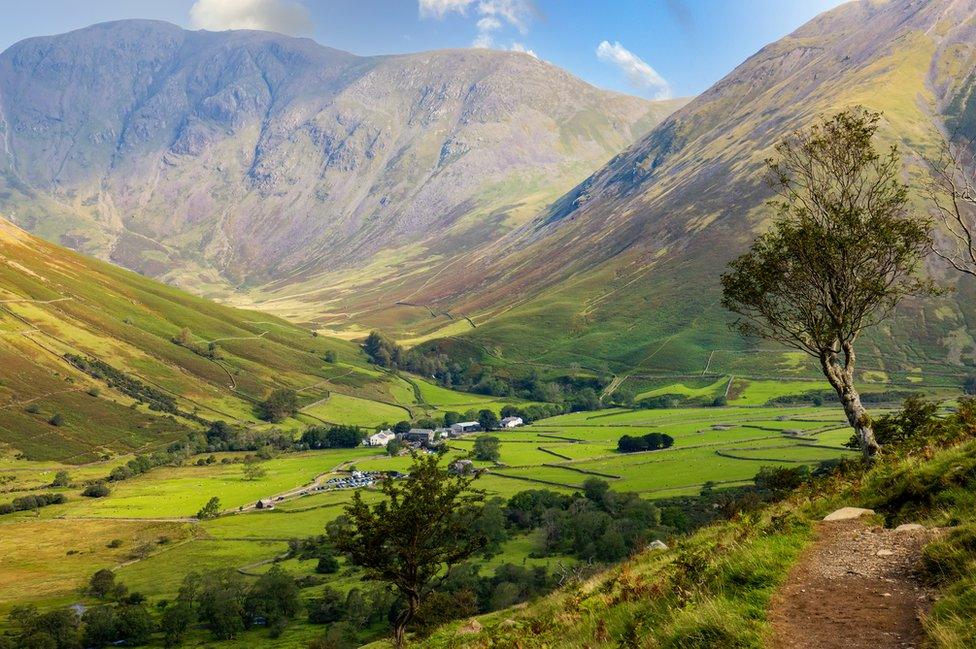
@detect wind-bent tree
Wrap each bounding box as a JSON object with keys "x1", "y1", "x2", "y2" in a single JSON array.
[
  {"x1": 329, "y1": 454, "x2": 487, "y2": 647},
  {"x1": 721, "y1": 108, "x2": 936, "y2": 458},
  {"x1": 926, "y1": 135, "x2": 976, "y2": 278}
]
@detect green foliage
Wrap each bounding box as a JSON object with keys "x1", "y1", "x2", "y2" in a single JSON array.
[
  {"x1": 301, "y1": 425, "x2": 363, "y2": 449},
  {"x1": 617, "y1": 432, "x2": 674, "y2": 453},
  {"x1": 257, "y1": 388, "x2": 299, "y2": 423},
  {"x1": 245, "y1": 565, "x2": 301, "y2": 629},
  {"x1": 196, "y1": 496, "x2": 221, "y2": 520},
  {"x1": 81, "y1": 482, "x2": 110, "y2": 498},
  {"x1": 386, "y1": 439, "x2": 404, "y2": 456},
  {"x1": 64, "y1": 354, "x2": 179, "y2": 415},
  {"x1": 51, "y1": 470, "x2": 71, "y2": 487},
  {"x1": 753, "y1": 465, "x2": 810, "y2": 499},
  {"x1": 241, "y1": 458, "x2": 267, "y2": 481},
  {"x1": 0, "y1": 493, "x2": 66, "y2": 515},
  {"x1": 477, "y1": 409, "x2": 499, "y2": 431},
  {"x1": 88, "y1": 569, "x2": 127, "y2": 600},
  {"x1": 473, "y1": 435, "x2": 501, "y2": 462},
  {"x1": 721, "y1": 107, "x2": 937, "y2": 458},
  {"x1": 329, "y1": 454, "x2": 488, "y2": 645}
]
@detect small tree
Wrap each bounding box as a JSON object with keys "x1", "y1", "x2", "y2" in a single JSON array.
[
  {"x1": 721, "y1": 108, "x2": 937, "y2": 457},
  {"x1": 242, "y1": 459, "x2": 267, "y2": 481},
  {"x1": 385, "y1": 439, "x2": 403, "y2": 457},
  {"x1": 329, "y1": 454, "x2": 487, "y2": 647},
  {"x1": 88, "y1": 568, "x2": 127, "y2": 600},
  {"x1": 257, "y1": 388, "x2": 299, "y2": 423},
  {"x1": 472, "y1": 435, "x2": 501, "y2": 462},
  {"x1": 926, "y1": 135, "x2": 976, "y2": 278},
  {"x1": 477, "y1": 409, "x2": 499, "y2": 432},
  {"x1": 51, "y1": 470, "x2": 71, "y2": 488},
  {"x1": 82, "y1": 482, "x2": 111, "y2": 498},
  {"x1": 196, "y1": 496, "x2": 221, "y2": 520}
]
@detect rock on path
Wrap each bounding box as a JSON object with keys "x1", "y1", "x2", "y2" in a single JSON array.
[{"x1": 769, "y1": 517, "x2": 937, "y2": 649}]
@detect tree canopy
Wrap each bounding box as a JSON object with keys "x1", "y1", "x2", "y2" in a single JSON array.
[
  {"x1": 329, "y1": 454, "x2": 487, "y2": 647},
  {"x1": 721, "y1": 107, "x2": 937, "y2": 457}
]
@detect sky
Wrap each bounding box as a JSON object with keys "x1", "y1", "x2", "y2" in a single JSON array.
[{"x1": 0, "y1": 0, "x2": 848, "y2": 99}]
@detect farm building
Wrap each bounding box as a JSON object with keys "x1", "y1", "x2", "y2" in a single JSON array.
[
  {"x1": 399, "y1": 428, "x2": 435, "y2": 444},
  {"x1": 369, "y1": 430, "x2": 395, "y2": 446},
  {"x1": 499, "y1": 416, "x2": 523, "y2": 428},
  {"x1": 449, "y1": 459, "x2": 475, "y2": 475},
  {"x1": 450, "y1": 421, "x2": 481, "y2": 434}
]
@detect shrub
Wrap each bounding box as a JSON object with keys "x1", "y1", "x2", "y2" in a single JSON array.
[
  {"x1": 51, "y1": 470, "x2": 71, "y2": 487},
  {"x1": 258, "y1": 389, "x2": 299, "y2": 423},
  {"x1": 197, "y1": 496, "x2": 221, "y2": 520},
  {"x1": 48, "y1": 413, "x2": 64, "y2": 426},
  {"x1": 82, "y1": 483, "x2": 111, "y2": 498}
]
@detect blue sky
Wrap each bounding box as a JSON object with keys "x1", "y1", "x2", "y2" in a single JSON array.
[{"x1": 0, "y1": 0, "x2": 847, "y2": 98}]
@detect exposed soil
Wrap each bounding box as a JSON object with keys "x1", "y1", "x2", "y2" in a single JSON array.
[{"x1": 769, "y1": 518, "x2": 937, "y2": 649}]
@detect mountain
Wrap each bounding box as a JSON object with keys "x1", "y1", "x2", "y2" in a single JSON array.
[
  {"x1": 0, "y1": 215, "x2": 443, "y2": 463},
  {"x1": 0, "y1": 19, "x2": 682, "y2": 301},
  {"x1": 356, "y1": 0, "x2": 976, "y2": 385}
]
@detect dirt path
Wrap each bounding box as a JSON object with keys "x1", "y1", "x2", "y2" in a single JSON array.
[{"x1": 769, "y1": 517, "x2": 937, "y2": 649}]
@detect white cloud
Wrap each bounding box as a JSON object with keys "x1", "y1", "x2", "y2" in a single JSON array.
[
  {"x1": 477, "y1": 0, "x2": 533, "y2": 34},
  {"x1": 596, "y1": 40, "x2": 671, "y2": 99},
  {"x1": 418, "y1": 0, "x2": 476, "y2": 19},
  {"x1": 509, "y1": 42, "x2": 537, "y2": 58},
  {"x1": 189, "y1": 0, "x2": 313, "y2": 36},
  {"x1": 419, "y1": 0, "x2": 536, "y2": 52},
  {"x1": 476, "y1": 16, "x2": 502, "y2": 32}
]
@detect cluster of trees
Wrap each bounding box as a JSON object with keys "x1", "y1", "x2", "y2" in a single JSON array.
[
  {"x1": 64, "y1": 354, "x2": 180, "y2": 416},
  {"x1": 108, "y1": 451, "x2": 183, "y2": 482},
  {"x1": 299, "y1": 425, "x2": 363, "y2": 449},
  {"x1": 0, "y1": 571, "x2": 150, "y2": 649},
  {"x1": 201, "y1": 420, "x2": 293, "y2": 453},
  {"x1": 506, "y1": 479, "x2": 663, "y2": 563},
  {"x1": 155, "y1": 567, "x2": 302, "y2": 644},
  {"x1": 0, "y1": 492, "x2": 66, "y2": 515},
  {"x1": 616, "y1": 432, "x2": 675, "y2": 453},
  {"x1": 363, "y1": 331, "x2": 605, "y2": 411},
  {"x1": 257, "y1": 389, "x2": 299, "y2": 423}
]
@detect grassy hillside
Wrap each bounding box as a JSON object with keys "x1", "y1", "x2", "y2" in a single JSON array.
[
  {"x1": 291, "y1": 0, "x2": 976, "y2": 394},
  {"x1": 414, "y1": 406, "x2": 976, "y2": 649},
  {"x1": 0, "y1": 216, "x2": 495, "y2": 463}
]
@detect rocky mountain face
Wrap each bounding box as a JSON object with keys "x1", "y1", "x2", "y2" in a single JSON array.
[
  {"x1": 384, "y1": 0, "x2": 976, "y2": 375},
  {"x1": 0, "y1": 20, "x2": 680, "y2": 294}
]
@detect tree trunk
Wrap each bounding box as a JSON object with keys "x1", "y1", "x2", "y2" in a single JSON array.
[
  {"x1": 836, "y1": 380, "x2": 880, "y2": 459},
  {"x1": 819, "y1": 348, "x2": 880, "y2": 459},
  {"x1": 393, "y1": 593, "x2": 420, "y2": 648}
]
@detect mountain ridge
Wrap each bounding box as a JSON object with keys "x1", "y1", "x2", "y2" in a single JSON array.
[{"x1": 0, "y1": 20, "x2": 681, "y2": 296}]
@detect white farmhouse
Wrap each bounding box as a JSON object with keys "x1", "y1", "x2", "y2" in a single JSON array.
[
  {"x1": 368, "y1": 429, "x2": 395, "y2": 447},
  {"x1": 499, "y1": 416, "x2": 523, "y2": 428}
]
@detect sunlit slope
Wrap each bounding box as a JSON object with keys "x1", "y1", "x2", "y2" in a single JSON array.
[
  {"x1": 0, "y1": 218, "x2": 429, "y2": 462},
  {"x1": 0, "y1": 20, "x2": 683, "y2": 304},
  {"x1": 375, "y1": 0, "x2": 976, "y2": 384}
]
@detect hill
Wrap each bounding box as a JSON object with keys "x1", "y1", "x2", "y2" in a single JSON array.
[
  {"x1": 0, "y1": 215, "x2": 500, "y2": 463},
  {"x1": 414, "y1": 406, "x2": 976, "y2": 649},
  {"x1": 317, "y1": 0, "x2": 976, "y2": 392},
  {"x1": 0, "y1": 19, "x2": 682, "y2": 304}
]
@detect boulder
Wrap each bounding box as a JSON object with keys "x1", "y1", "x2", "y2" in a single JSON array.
[
  {"x1": 823, "y1": 507, "x2": 875, "y2": 521},
  {"x1": 648, "y1": 540, "x2": 668, "y2": 551},
  {"x1": 894, "y1": 523, "x2": 925, "y2": 532},
  {"x1": 457, "y1": 619, "x2": 482, "y2": 635}
]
